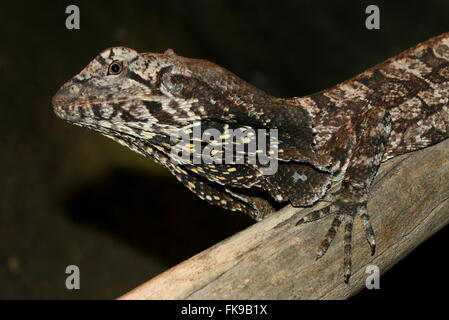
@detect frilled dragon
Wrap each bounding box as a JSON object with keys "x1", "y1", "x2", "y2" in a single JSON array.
[{"x1": 52, "y1": 33, "x2": 449, "y2": 282}]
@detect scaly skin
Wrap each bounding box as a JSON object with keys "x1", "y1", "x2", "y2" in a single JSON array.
[{"x1": 52, "y1": 33, "x2": 449, "y2": 282}]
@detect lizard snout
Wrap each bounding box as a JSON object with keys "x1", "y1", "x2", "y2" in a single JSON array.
[{"x1": 52, "y1": 82, "x2": 83, "y2": 121}]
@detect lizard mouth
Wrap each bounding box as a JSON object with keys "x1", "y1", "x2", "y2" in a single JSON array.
[
  {"x1": 52, "y1": 98, "x2": 92, "y2": 122},
  {"x1": 52, "y1": 102, "x2": 81, "y2": 122},
  {"x1": 51, "y1": 86, "x2": 157, "y2": 122}
]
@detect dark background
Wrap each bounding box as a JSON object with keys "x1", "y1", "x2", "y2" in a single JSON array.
[{"x1": 1, "y1": 0, "x2": 448, "y2": 299}]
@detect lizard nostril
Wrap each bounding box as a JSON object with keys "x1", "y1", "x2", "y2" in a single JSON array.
[
  {"x1": 52, "y1": 82, "x2": 80, "y2": 109},
  {"x1": 69, "y1": 85, "x2": 80, "y2": 94}
]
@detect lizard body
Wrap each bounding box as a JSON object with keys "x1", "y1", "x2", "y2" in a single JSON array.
[{"x1": 52, "y1": 33, "x2": 449, "y2": 282}]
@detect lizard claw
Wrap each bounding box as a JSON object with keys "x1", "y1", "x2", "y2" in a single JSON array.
[
  {"x1": 371, "y1": 244, "x2": 376, "y2": 256},
  {"x1": 295, "y1": 188, "x2": 376, "y2": 283},
  {"x1": 344, "y1": 271, "x2": 351, "y2": 284},
  {"x1": 357, "y1": 204, "x2": 377, "y2": 256}
]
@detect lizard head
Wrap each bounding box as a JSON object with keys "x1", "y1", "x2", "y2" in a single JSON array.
[{"x1": 52, "y1": 46, "x2": 269, "y2": 140}]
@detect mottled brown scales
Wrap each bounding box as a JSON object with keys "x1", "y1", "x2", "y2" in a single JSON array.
[{"x1": 53, "y1": 33, "x2": 449, "y2": 282}]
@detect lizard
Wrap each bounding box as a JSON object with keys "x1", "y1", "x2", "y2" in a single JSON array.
[{"x1": 52, "y1": 33, "x2": 449, "y2": 283}]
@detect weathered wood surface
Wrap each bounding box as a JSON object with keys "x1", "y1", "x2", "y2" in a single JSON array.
[{"x1": 119, "y1": 139, "x2": 449, "y2": 300}]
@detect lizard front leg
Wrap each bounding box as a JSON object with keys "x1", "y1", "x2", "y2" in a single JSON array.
[{"x1": 297, "y1": 106, "x2": 392, "y2": 282}]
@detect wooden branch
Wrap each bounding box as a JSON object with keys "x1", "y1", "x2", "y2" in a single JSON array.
[{"x1": 119, "y1": 139, "x2": 449, "y2": 300}]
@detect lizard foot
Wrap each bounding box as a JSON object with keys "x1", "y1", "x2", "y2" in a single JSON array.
[{"x1": 296, "y1": 189, "x2": 376, "y2": 283}]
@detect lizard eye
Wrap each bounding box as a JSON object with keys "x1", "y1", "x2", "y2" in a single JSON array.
[{"x1": 108, "y1": 61, "x2": 123, "y2": 75}]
